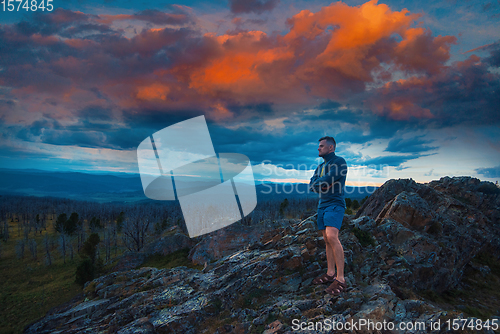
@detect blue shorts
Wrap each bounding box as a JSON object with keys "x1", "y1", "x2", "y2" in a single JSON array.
[{"x1": 317, "y1": 205, "x2": 345, "y2": 231}]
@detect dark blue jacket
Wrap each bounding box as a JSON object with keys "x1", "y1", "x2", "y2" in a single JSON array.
[{"x1": 309, "y1": 151, "x2": 347, "y2": 209}]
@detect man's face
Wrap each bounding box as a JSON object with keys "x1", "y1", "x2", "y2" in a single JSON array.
[{"x1": 318, "y1": 140, "x2": 334, "y2": 157}]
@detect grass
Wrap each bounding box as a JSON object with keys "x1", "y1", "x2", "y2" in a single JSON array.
[
  {"x1": 1, "y1": 219, "x2": 79, "y2": 334},
  {"x1": 0, "y1": 217, "x2": 125, "y2": 334}
]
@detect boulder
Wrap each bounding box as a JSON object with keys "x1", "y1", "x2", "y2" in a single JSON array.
[{"x1": 375, "y1": 191, "x2": 436, "y2": 228}]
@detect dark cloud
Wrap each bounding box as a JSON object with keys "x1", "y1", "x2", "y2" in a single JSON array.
[
  {"x1": 103, "y1": 128, "x2": 156, "y2": 150},
  {"x1": 333, "y1": 116, "x2": 405, "y2": 146},
  {"x1": 302, "y1": 108, "x2": 364, "y2": 124},
  {"x1": 39, "y1": 130, "x2": 107, "y2": 148},
  {"x1": 6, "y1": 115, "x2": 144, "y2": 150},
  {"x1": 207, "y1": 125, "x2": 320, "y2": 168},
  {"x1": 77, "y1": 106, "x2": 114, "y2": 121},
  {"x1": 226, "y1": 103, "x2": 274, "y2": 116},
  {"x1": 385, "y1": 135, "x2": 438, "y2": 153},
  {"x1": 357, "y1": 153, "x2": 434, "y2": 167},
  {"x1": 484, "y1": 40, "x2": 500, "y2": 67},
  {"x1": 13, "y1": 8, "x2": 104, "y2": 37},
  {"x1": 316, "y1": 100, "x2": 342, "y2": 110},
  {"x1": 132, "y1": 9, "x2": 192, "y2": 25},
  {"x1": 365, "y1": 54, "x2": 500, "y2": 127},
  {"x1": 482, "y1": 2, "x2": 500, "y2": 12},
  {"x1": 29, "y1": 118, "x2": 58, "y2": 136},
  {"x1": 58, "y1": 23, "x2": 113, "y2": 38},
  {"x1": 96, "y1": 8, "x2": 193, "y2": 26},
  {"x1": 229, "y1": 0, "x2": 279, "y2": 14},
  {"x1": 476, "y1": 165, "x2": 500, "y2": 178},
  {"x1": 97, "y1": 27, "x2": 194, "y2": 58},
  {"x1": 121, "y1": 109, "x2": 203, "y2": 130},
  {"x1": 246, "y1": 18, "x2": 267, "y2": 25},
  {"x1": 31, "y1": 125, "x2": 149, "y2": 150}
]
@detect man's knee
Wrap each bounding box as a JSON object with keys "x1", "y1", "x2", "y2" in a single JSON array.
[{"x1": 325, "y1": 227, "x2": 340, "y2": 244}]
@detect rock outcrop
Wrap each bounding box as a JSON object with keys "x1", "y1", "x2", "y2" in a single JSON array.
[
  {"x1": 355, "y1": 176, "x2": 500, "y2": 293},
  {"x1": 24, "y1": 176, "x2": 500, "y2": 334}
]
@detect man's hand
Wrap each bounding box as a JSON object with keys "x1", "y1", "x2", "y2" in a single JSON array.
[{"x1": 320, "y1": 183, "x2": 332, "y2": 192}]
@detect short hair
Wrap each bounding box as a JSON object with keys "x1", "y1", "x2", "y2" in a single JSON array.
[{"x1": 319, "y1": 136, "x2": 336, "y2": 150}]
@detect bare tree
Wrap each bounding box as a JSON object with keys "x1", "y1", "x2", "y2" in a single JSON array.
[
  {"x1": 68, "y1": 237, "x2": 74, "y2": 261},
  {"x1": 44, "y1": 234, "x2": 52, "y2": 266},
  {"x1": 103, "y1": 224, "x2": 115, "y2": 263},
  {"x1": 121, "y1": 215, "x2": 152, "y2": 252},
  {"x1": 1, "y1": 220, "x2": 9, "y2": 242},
  {"x1": 16, "y1": 239, "x2": 25, "y2": 259},
  {"x1": 29, "y1": 238, "x2": 37, "y2": 260},
  {"x1": 59, "y1": 233, "x2": 67, "y2": 264}
]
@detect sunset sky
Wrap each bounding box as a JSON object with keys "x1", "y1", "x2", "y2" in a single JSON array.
[{"x1": 0, "y1": 0, "x2": 499, "y2": 187}]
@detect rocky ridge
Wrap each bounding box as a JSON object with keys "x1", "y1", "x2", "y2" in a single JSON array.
[{"x1": 24, "y1": 176, "x2": 500, "y2": 333}]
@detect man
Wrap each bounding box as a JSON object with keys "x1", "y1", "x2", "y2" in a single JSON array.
[{"x1": 309, "y1": 136, "x2": 348, "y2": 295}]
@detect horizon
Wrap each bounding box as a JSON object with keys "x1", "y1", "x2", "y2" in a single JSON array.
[
  {"x1": 2, "y1": 167, "x2": 497, "y2": 189},
  {"x1": 0, "y1": 0, "x2": 499, "y2": 187}
]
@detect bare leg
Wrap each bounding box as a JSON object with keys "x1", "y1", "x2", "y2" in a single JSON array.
[
  {"x1": 325, "y1": 226, "x2": 345, "y2": 283},
  {"x1": 322, "y1": 230, "x2": 336, "y2": 277}
]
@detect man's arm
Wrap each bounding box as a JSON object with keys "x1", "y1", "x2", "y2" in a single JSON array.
[
  {"x1": 309, "y1": 167, "x2": 320, "y2": 193},
  {"x1": 314, "y1": 158, "x2": 347, "y2": 188}
]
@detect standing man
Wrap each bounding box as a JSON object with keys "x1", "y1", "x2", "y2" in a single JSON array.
[{"x1": 309, "y1": 136, "x2": 348, "y2": 295}]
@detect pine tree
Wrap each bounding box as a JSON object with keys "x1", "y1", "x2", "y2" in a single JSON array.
[{"x1": 75, "y1": 233, "x2": 101, "y2": 286}]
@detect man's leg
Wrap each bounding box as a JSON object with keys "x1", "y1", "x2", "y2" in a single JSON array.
[
  {"x1": 324, "y1": 226, "x2": 345, "y2": 283},
  {"x1": 322, "y1": 230, "x2": 336, "y2": 277}
]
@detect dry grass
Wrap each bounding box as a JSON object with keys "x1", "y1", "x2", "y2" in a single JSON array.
[{"x1": 0, "y1": 216, "x2": 125, "y2": 334}]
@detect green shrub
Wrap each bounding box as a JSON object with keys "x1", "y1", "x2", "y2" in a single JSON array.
[
  {"x1": 352, "y1": 227, "x2": 375, "y2": 247},
  {"x1": 345, "y1": 198, "x2": 352, "y2": 208},
  {"x1": 75, "y1": 258, "x2": 95, "y2": 285}
]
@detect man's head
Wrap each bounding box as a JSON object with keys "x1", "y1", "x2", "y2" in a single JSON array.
[{"x1": 318, "y1": 136, "x2": 336, "y2": 157}]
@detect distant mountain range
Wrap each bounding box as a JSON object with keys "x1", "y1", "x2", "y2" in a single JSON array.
[{"x1": 0, "y1": 168, "x2": 377, "y2": 203}]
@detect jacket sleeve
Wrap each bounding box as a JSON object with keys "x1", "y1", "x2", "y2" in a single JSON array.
[
  {"x1": 309, "y1": 166, "x2": 320, "y2": 193},
  {"x1": 314, "y1": 158, "x2": 347, "y2": 187}
]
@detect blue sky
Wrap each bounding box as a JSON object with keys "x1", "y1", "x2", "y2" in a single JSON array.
[{"x1": 0, "y1": 0, "x2": 499, "y2": 186}]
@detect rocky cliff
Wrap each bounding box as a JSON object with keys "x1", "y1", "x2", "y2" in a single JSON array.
[{"x1": 24, "y1": 176, "x2": 500, "y2": 333}]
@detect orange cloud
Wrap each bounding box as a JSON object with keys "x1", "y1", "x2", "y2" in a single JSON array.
[
  {"x1": 65, "y1": 38, "x2": 97, "y2": 49},
  {"x1": 388, "y1": 99, "x2": 433, "y2": 120},
  {"x1": 96, "y1": 14, "x2": 134, "y2": 25},
  {"x1": 285, "y1": 0, "x2": 418, "y2": 49},
  {"x1": 3, "y1": 1, "x2": 458, "y2": 122},
  {"x1": 31, "y1": 33, "x2": 59, "y2": 46},
  {"x1": 394, "y1": 28, "x2": 456, "y2": 74},
  {"x1": 165, "y1": 0, "x2": 454, "y2": 113},
  {"x1": 136, "y1": 83, "x2": 171, "y2": 101},
  {"x1": 186, "y1": 31, "x2": 295, "y2": 99}
]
